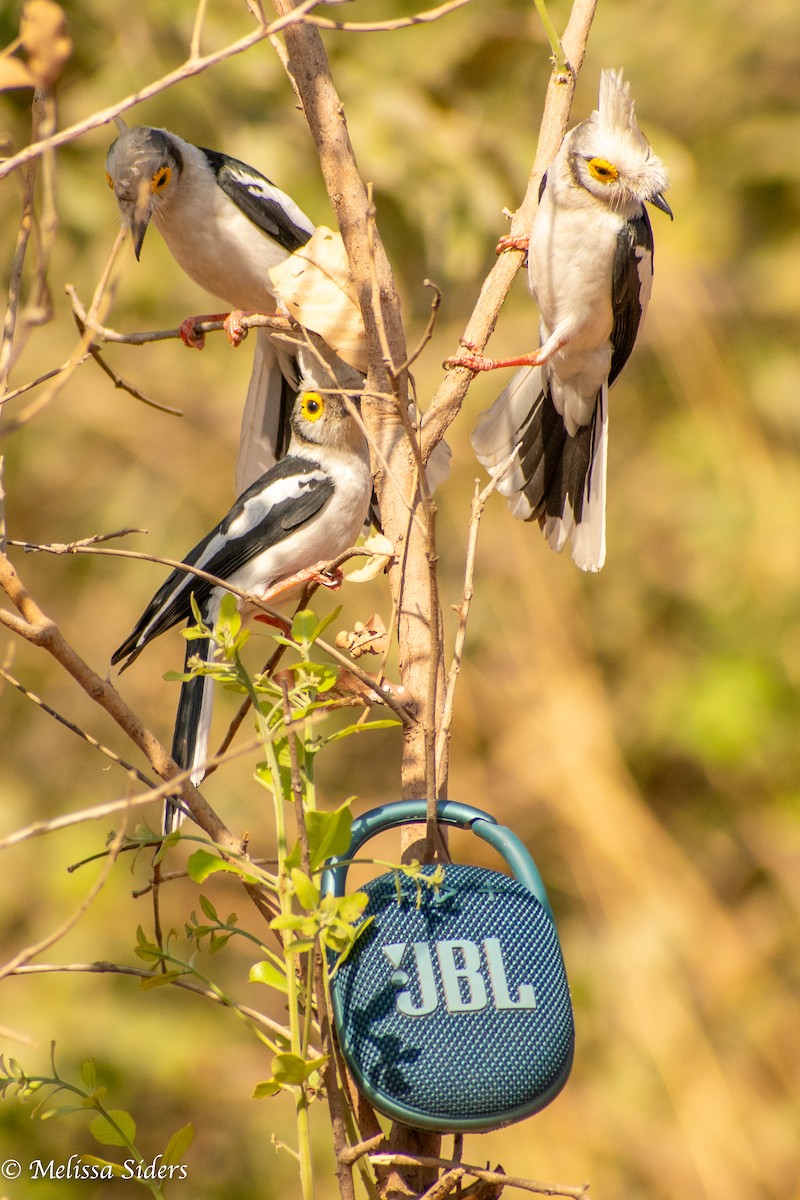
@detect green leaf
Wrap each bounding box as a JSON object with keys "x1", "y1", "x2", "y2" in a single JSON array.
[
  {"x1": 336, "y1": 892, "x2": 370, "y2": 923},
  {"x1": 248, "y1": 960, "x2": 288, "y2": 993},
  {"x1": 320, "y1": 719, "x2": 400, "y2": 746},
  {"x1": 269, "y1": 913, "x2": 306, "y2": 933},
  {"x1": 80, "y1": 1060, "x2": 97, "y2": 1091},
  {"x1": 313, "y1": 604, "x2": 342, "y2": 640},
  {"x1": 253, "y1": 1080, "x2": 281, "y2": 1099},
  {"x1": 271, "y1": 1052, "x2": 310, "y2": 1085},
  {"x1": 153, "y1": 828, "x2": 181, "y2": 865},
  {"x1": 291, "y1": 609, "x2": 319, "y2": 644},
  {"x1": 305, "y1": 803, "x2": 353, "y2": 872},
  {"x1": 198, "y1": 893, "x2": 219, "y2": 922},
  {"x1": 186, "y1": 850, "x2": 228, "y2": 882},
  {"x1": 283, "y1": 937, "x2": 316, "y2": 956},
  {"x1": 185, "y1": 850, "x2": 259, "y2": 885},
  {"x1": 291, "y1": 868, "x2": 320, "y2": 911},
  {"x1": 80, "y1": 1155, "x2": 126, "y2": 1177},
  {"x1": 138, "y1": 969, "x2": 186, "y2": 990},
  {"x1": 42, "y1": 1104, "x2": 87, "y2": 1120},
  {"x1": 163, "y1": 1122, "x2": 194, "y2": 1166},
  {"x1": 89, "y1": 1109, "x2": 136, "y2": 1148}
]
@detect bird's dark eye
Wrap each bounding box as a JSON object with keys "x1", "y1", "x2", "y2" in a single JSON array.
[
  {"x1": 151, "y1": 165, "x2": 172, "y2": 193},
  {"x1": 587, "y1": 157, "x2": 618, "y2": 184},
  {"x1": 301, "y1": 391, "x2": 325, "y2": 421}
]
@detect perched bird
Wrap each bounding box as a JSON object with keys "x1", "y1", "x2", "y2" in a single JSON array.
[
  {"x1": 111, "y1": 385, "x2": 372, "y2": 833},
  {"x1": 458, "y1": 70, "x2": 671, "y2": 572},
  {"x1": 105, "y1": 120, "x2": 321, "y2": 491}
]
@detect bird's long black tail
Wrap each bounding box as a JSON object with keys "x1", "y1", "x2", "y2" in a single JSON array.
[
  {"x1": 471, "y1": 365, "x2": 608, "y2": 571},
  {"x1": 164, "y1": 627, "x2": 217, "y2": 835}
]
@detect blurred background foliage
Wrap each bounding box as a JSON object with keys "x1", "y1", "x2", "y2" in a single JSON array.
[{"x1": 1, "y1": 0, "x2": 799, "y2": 1196}]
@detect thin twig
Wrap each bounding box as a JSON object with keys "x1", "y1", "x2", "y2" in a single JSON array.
[
  {"x1": 0, "y1": 550, "x2": 239, "y2": 849},
  {"x1": 397, "y1": 279, "x2": 442, "y2": 374},
  {"x1": 338, "y1": 1134, "x2": 386, "y2": 1168},
  {"x1": 368, "y1": 1156, "x2": 589, "y2": 1200},
  {"x1": 6, "y1": 538, "x2": 415, "y2": 725},
  {"x1": 70, "y1": 307, "x2": 182, "y2": 416},
  {"x1": 0, "y1": 355, "x2": 92, "y2": 408},
  {"x1": 421, "y1": 0, "x2": 599, "y2": 460},
  {"x1": 0, "y1": 737, "x2": 262, "y2": 854},
  {"x1": 0, "y1": 821, "x2": 128, "y2": 982},
  {"x1": 435, "y1": 452, "x2": 518, "y2": 780},
  {"x1": 8, "y1": 961, "x2": 291, "y2": 1041},
  {"x1": 302, "y1": 0, "x2": 471, "y2": 34},
  {"x1": 0, "y1": 234, "x2": 127, "y2": 433},
  {"x1": 67, "y1": 283, "x2": 292, "y2": 346},
  {"x1": 418, "y1": 1167, "x2": 466, "y2": 1200},
  {"x1": 190, "y1": 0, "x2": 210, "y2": 59},
  {"x1": 0, "y1": 89, "x2": 46, "y2": 393},
  {"x1": 0, "y1": 0, "x2": 327, "y2": 183},
  {"x1": 0, "y1": 665, "x2": 156, "y2": 789}
]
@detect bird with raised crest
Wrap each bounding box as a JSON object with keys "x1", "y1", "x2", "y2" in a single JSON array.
[{"x1": 450, "y1": 70, "x2": 672, "y2": 572}]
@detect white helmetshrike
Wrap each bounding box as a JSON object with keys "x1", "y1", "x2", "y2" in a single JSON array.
[
  {"x1": 458, "y1": 70, "x2": 672, "y2": 572},
  {"x1": 112, "y1": 385, "x2": 372, "y2": 833}
]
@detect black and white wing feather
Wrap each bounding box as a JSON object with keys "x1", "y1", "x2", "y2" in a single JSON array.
[
  {"x1": 200, "y1": 148, "x2": 315, "y2": 253},
  {"x1": 610, "y1": 210, "x2": 654, "y2": 386},
  {"x1": 111, "y1": 455, "x2": 333, "y2": 670}
]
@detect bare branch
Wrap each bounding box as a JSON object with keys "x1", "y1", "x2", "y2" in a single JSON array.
[
  {"x1": 435, "y1": 450, "x2": 519, "y2": 781},
  {"x1": 0, "y1": 550, "x2": 239, "y2": 849},
  {"x1": 422, "y1": 0, "x2": 600, "y2": 459},
  {"x1": 0, "y1": 664, "x2": 156, "y2": 788},
  {"x1": 368, "y1": 1156, "x2": 589, "y2": 1199},
  {"x1": 304, "y1": 0, "x2": 472, "y2": 34},
  {"x1": 0, "y1": 0, "x2": 328, "y2": 182},
  {"x1": 0, "y1": 737, "x2": 261, "y2": 854},
  {"x1": 8, "y1": 961, "x2": 291, "y2": 1041},
  {"x1": 0, "y1": 823, "x2": 127, "y2": 982}
]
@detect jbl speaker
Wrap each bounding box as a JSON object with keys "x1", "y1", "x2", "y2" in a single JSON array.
[{"x1": 321, "y1": 799, "x2": 574, "y2": 1132}]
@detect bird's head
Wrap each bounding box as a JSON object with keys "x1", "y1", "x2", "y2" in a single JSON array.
[
  {"x1": 567, "y1": 69, "x2": 672, "y2": 219},
  {"x1": 105, "y1": 120, "x2": 184, "y2": 259},
  {"x1": 290, "y1": 386, "x2": 368, "y2": 458}
]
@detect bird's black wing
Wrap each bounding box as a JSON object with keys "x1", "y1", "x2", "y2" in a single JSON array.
[
  {"x1": 111, "y1": 455, "x2": 333, "y2": 668},
  {"x1": 609, "y1": 208, "x2": 654, "y2": 386},
  {"x1": 200, "y1": 148, "x2": 314, "y2": 253}
]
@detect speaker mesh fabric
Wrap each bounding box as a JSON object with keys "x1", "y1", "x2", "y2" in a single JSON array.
[{"x1": 332, "y1": 863, "x2": 574, "y2": 1131}]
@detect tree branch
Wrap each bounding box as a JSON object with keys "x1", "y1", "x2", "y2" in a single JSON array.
[
  {"x1": 0, "y1": 550, "x2": 239, "y2": 850},
  {"x1": 422, "y1": 0, "x2": 599, "y2": 458}
]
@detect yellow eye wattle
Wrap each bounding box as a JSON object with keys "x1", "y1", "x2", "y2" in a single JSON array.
[
  {"x1": 301, "y1": 391, "x2": 325, "y2": 421},
  {"x1": 151, "y1": 165, "x2": 172, "y2": 193},
  {"x1": 587, "y1": 157, "x2": 619, "y2": 184},
  {"x1": 105, "y1": 171, "x2": 114, "y2": 190}
]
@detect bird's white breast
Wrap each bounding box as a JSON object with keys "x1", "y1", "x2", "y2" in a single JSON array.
[
  {"x1": 229, "y1": 452, "x2": 371, "y2": 600},
  {"x1": 153, "y1": 141, "x2": 291, "y2": 312},
  {"x1": 528, "y1": 179, "x2": 627, "y2": 431}
]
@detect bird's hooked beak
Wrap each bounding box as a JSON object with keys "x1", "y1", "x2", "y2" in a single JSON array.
[
  {"x1": 129, "y1": 181, "x2": 154, "y2": 260},
  {"x1": 649, "y1": 191, "x2": 673, "y2": 220},
  {"x1": 130, "y1": 209, "x2": 150, "y2": 260}
]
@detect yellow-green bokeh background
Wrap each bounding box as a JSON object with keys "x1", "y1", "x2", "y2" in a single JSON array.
[{"x1": 1, "y1": 0, "x2": 799, "y2": 1196}]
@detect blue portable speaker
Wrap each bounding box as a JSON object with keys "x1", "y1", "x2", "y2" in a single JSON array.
[{"x1": 321, "y1": 799, "x2": 574, "y2": 1132}]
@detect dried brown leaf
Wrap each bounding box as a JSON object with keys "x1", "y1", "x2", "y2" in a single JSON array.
[
  {"x1": 269, "y1": 226, "x2": 367, "y2": 372},
  {"x1": 0, "y1": 56, "x2": 36, "y2": 92},
  {"x1": 20, "y1": 0, "x2": 72, "y2": 89}
]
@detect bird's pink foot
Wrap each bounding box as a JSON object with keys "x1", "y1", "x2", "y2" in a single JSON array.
[
  {"x1": 444, "y1": 336, "x2": 546, "y2": 373},
  {"x1": 178, "y1": 312, "x2": 230, "y2": 350},
  {"x1": 223, "y1": 310, "x2": 254, "y2": 347},
  {"x1": 495, "y1": 234, "x2": 530, "y2": 255}
]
